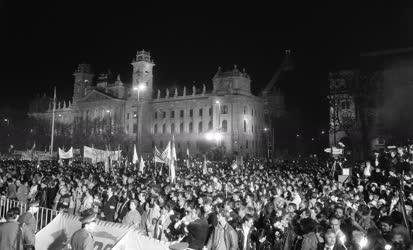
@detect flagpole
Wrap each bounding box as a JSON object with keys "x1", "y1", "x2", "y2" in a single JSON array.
[{"x1": 50, "y1": 86, "x2": 56, "y2": 156}]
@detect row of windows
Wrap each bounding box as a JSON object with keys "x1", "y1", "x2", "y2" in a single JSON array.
[
  {"x1": 153, "y1": 120, "x2": 230, "y2": 134},
  {"x1": 154, "y1": 107, "x2": 214, "y2": 120}
]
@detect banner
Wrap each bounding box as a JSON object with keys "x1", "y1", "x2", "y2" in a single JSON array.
[
  {"x1": 35, "y1": 213, "x2": 171, "y2": 250},
  {"x1": 58, "y1": 147, "x2": 73, "y2": 159},
  {"x1": 84, "y1": 146, "x2": 122, "y2": 164},
  {"x1": 154, "y1": 146, "x2": 165, "y2": 163}
]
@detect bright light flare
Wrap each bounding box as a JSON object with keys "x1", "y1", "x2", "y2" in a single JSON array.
[
  {"x1": 205, "y1": 132, "x2": 222, "y2": 142},
  {"x1": 133, "y1": 83, "x2": 146, "y2": 91}
]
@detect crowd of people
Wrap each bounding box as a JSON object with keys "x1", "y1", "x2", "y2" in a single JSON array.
[{"x1": 1, "y1": 145, "x2": 413, "y2": 249}]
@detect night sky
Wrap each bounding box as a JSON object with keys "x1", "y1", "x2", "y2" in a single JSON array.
[{"x1": 1, "y1": 2, "x2": 411, "y2": 140}]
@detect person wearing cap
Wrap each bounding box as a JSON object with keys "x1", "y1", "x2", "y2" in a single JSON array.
[
  {"x1": 19, "y1": 200, "x2": 40, "y2": 238},
  {"x1": 70, "y1": 208, "x2": 97, "y2": 250}
]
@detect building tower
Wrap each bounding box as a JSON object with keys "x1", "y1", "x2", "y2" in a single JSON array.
[
  {"x1": 73, "y1": 63, "x2": 94, "y2": 104},
  {"x1": 131, "y1": 50, "x2": 155, "y2": 100}
]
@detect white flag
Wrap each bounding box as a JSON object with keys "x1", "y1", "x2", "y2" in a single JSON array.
[
  {"x1": 133, "y1": 144, "x2": 138, "y2": 164},
  {"x1": 139, "y1": 156, "x2": 145, "y2": 173},
  {"x1": 170, "y1": 156, "x2": 176, "y2": 183}
]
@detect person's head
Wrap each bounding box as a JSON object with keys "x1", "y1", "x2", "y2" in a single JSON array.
[
  {"x1": 138, "y1": 192, "x2": 146, "y2": 203},
  {"x1": 80, "y1": 208, "x2": 97, "y2": 231},
  {"x1": 5, "y1": 207, "x2": 20, "y2": 221},
  {"x1": 130, "y1": 199, "x2": 138, "y2": 210},
  {"x1": 330, "y1": 216, "x2": 341, "y2": 232},
  {"x1": 203, "y1": 197, "x2": 213, "y2": 213},
  {"x1": 335, "y1": 206, "x2": 345, "y2": 219},
  {"x1": 241, "y1": 214, "x2": 254, "y2": 228},
  {"x1": 216, "y1": 206, "x2": 229, "y2": 226},
  {"x1": 379, "y1": 216, "x2": 393, "y2": 234},
  {"x1": 287, "y1": 203, "x2": 297, "y2": 213},
  {"x1": 324, "y1": 229, "x2": 337, "y2": 246}
]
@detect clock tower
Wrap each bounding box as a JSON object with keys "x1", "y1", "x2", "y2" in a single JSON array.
[{"x1": 131, "y1": 50, "x2": 155, "y2": 100}]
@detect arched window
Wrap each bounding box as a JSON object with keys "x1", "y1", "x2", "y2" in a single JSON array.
[
  {"x1": 180, "y1": 123, "x2": 184, "y2": 133},
  {"x1": 221, "y1": 105, "x2": 228, "y2": 114},
  {"x1": 154, "y1": 124, "x2": 158, "y2": 134},
  {"x1": 244, "y1": 120, "x2": 247, "y2": 132},
  {"x1": 208, "y1": 120, "x2": 213, "y2": 130},
  {"x1": 171, "y1": 123, "x2": 175, "y2": 134},
  {"x1": 198, "y1": 121, "x2": 203, "y2": 133},
  {"x1": 222, "y1": 120, "x2": 228, "y2": 132},
  {"x1": 189, "y1": 122, "x2": 193, "y2": 133},
  {"x1": 162, "y1": 124, "x2": 166, "y2": 134}
]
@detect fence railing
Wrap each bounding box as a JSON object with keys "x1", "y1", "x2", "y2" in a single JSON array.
[{"x1": 0, "y1": 196, "x2": 59, "y2": 232}]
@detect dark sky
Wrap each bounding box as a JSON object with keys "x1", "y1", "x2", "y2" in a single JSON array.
[{"x1": 1, "y1": 2, "x2": 410, "y2": 139}]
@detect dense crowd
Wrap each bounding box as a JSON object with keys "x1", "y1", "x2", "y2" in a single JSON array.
[{"x1": 1, "y1": 146, "x2": 413, "y2": 249}]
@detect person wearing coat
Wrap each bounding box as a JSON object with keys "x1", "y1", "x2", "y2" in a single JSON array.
[
  {"x1": 206, "y1": 206, "x2": 238, "y2": 250},
  {"x1": 0, "y1": 207, "x2": 35, "y2": 250},
  {"x1": 70, "y1": 208, "x2": 97, "y2": 250},
  {"x1": 122, "y1": 199, "x2": 142, "y2": 227}
]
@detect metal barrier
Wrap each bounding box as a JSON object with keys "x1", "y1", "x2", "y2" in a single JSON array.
[{"x1": 0, "y1": 196, "x2": 59, "y2": 231}]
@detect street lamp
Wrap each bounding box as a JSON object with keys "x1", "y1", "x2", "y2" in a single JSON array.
[{"x1": 133, "y1": 83, "x2": 146, "y2": 155}]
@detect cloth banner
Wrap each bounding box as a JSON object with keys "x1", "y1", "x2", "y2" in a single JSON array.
[
  {"x1": 112, "y1": 229, "x2": 171, "y2": 250},
  {"x1": 35, "y1": 213, "x2": 171, "y2": 250},
  {"x1": 58, "y1": 147, "x2": 73, "y2": 159},
  {"x1": 84, "y1": 146, "x2": 121, "y2": 164},
  {"x1": 154, "y1": 146, "x2": 165, "y2": 163}
]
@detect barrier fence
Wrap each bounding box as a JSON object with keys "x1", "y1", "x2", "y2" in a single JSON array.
[{"x1": 0, "y1": 196, "x2": 59, "y2": 231}]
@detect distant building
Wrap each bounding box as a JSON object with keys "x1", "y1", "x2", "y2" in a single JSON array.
[
  {"x1": 29, "y1": 50, "x2": 286, "y2": 158},
  {"x1": 329, "y1": 47, "x2": 413, "y2": 156}
]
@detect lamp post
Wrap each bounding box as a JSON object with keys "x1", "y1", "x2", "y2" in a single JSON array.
[{"x1": 133, "y1": 84, "x2": 146, "y2": 155}]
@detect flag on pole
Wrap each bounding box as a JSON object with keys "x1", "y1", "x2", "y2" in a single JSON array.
[
  {"x1": 31, "y1": 142, "x2": 36, "y2": 151},
  {"x1": 203, "y1": 155, "x2": 207, "y2": 175},
  {"x1": 162, "y1": 142, "x2": 171, "y2": 163},
  {"x1": 186, "y1": 147, "x2": 190, "y2": 158},
  {"x1": 170, "y1": 136, "x2": 176, "y2": 183},
  {"x1": 171, "y1": 135, "x2": 177, "y2": 161},
  {"x1": 133, "y1": 144, "x2": 138, "y2": 164},
  {"x1": 139, "y1": 156, "x2": 145, "y2": 173}
]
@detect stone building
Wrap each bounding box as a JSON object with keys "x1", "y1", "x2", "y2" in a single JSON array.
[
  {"x1": 328, "y1": 47, "x2": 413, "y2": 156},
  {"x1": 30, "y1": 50, "x2": 273, "y2": 157}
]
